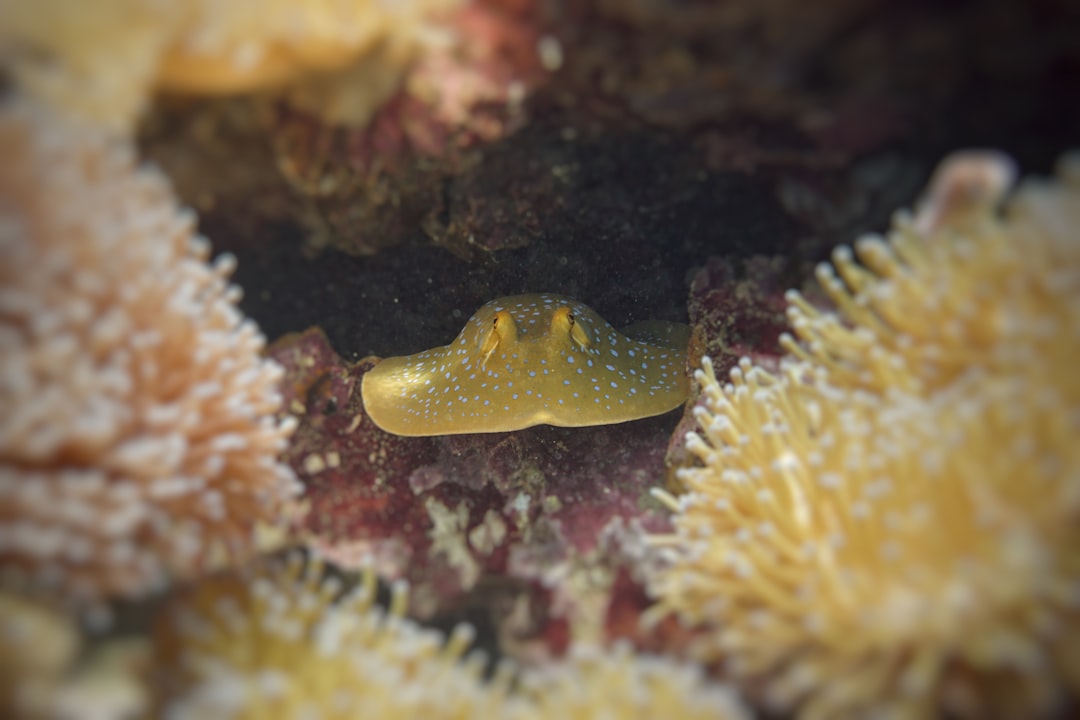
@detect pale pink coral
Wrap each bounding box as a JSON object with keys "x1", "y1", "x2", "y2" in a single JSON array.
[{"x1": 0, "y1": 99, "x2": 298, "y2": 602}]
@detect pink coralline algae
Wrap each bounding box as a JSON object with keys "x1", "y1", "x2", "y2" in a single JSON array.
[
  {"x1": 685, "y1": 254, "x2": 790, "y2": 373},
  {"x1": 666, "y1": 254, "x2": 790, "y2": 475},
  {"x1": 269, "y1": 328, "x2": 436, "y2": 550}
]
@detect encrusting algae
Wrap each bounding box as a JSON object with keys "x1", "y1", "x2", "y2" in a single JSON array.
[
  {"x1": 647, "y1": 151, "x2": 1080, "y2": 719},
  {"x1": 0, "y1": 98, "x2": 298, "y2": 603},
  {"x1": 152, "y1": 553, "x2": 749, "y2": 720},
  {"x1": 361, "y1": 293, "x2": 690, "y2": 436}
]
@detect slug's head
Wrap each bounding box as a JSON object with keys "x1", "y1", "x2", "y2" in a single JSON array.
[
  {"x1": 551, "y1": 306, "x2": 592, "y2": 352},
  {"x1": 478, "y1": 310, "x2": 517, "y2": 369}
]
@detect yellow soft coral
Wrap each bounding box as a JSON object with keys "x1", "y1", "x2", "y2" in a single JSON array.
[
  {"x1": 0, "y1": 592, "x2": 79, "y2": 716},
  {"x1": 0, "y1": 0, "x2": 457, "y2": 132},
  {"x1": 648, "y1": 152, "x2": 1080, "y2": 719},
  {"x1": 153, "y1": 554, "x2": 749, "y2": 719},
  {"x1": 516, "y1": 642, "x2": 748, "y2": 720},
  {"x1": 153, "y1": 554, "x2": 517, "y2": 719}
]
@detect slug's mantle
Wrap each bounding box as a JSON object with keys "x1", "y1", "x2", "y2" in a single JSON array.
[{"x1": 361, "y1": 294, "x2": 690, "y2": 436}]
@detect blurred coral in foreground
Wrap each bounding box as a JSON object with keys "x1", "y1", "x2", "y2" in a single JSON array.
[
  {"x1": 1, "y1": 591, "x2": 150, "y2": 720},
  {"x1": 0, "y1": 0, "x2": 459, "y2": 132},
  {"x1": 648, "y1": 152, "x2": 1080, "y2": 719},
  {"x1": 152, "y1": 553, "x2": 747, "y2": 719},
  {"x1": 0, "y1": 99, "x2": 298, "y2": 603},
  {"x1": 153, "y1": 554, "x2": 514, "y2": 719},
  {"x1": 516, "y1": 641, "x2": 748, "y2": 720},
  {"x1": 0, "y1": 591, "x2": 78, "y2": 714}
]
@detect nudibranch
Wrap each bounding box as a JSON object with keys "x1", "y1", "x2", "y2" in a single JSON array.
[{"x1": 361, "y1": 294, "x2": 690, "y2": 436}]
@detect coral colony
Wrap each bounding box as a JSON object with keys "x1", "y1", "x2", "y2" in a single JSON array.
[
  {"x1": 0, "y1": 0, "x2": 459, "y2": 131},
  {"x1": 152, "y1": 554, "x2": 747, "y2": 719},
  {"x1": 648, "y1": 152, "x2": 1080, "y2": 718},
  {"x1": 0, "y1": 2, "x2": 1078, "y2": 718},
  {"x1": 0, "y1": 100, "x2": 299, "y2": 603}
]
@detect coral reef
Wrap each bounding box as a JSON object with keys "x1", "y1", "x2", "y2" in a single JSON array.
[
  {"x1": 3, "y1": 2, "x2": 1079, "y2": 719},
  {"x1": 0, "y1": 99, "x2": 298, "y2": 603},
  {"x1": 647, "y1": 151, "x2": 1080, "y2": 718},
  {"x1": 0, "y1": 0, "x2": 459, "y2": 132}
]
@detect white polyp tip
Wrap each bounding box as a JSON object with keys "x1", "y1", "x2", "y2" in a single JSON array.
[
  {"x1": 214, "y1": 252, "x2": 238, "y2": 276},
  {"x1": 854, "y1": 235, "x2": 886, "y2": 255},
  {"x1": 450, "y1": 622, "x2": 477, "y2": 645}
]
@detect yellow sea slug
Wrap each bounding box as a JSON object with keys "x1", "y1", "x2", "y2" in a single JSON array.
[{"x1": 361, "y1": 294, "x2": 690, "y2": 436}]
